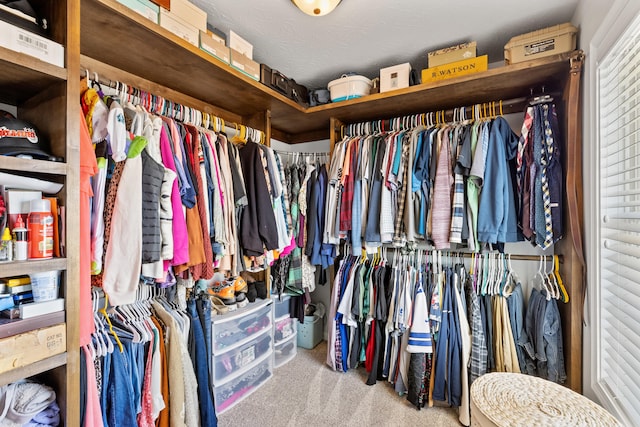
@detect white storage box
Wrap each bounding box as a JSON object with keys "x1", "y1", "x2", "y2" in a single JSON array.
[
  {"x1": 504, "y1": 23, "x2": 577, "y2": 64},
  {"x1": 327, "y1": 74, "x2": 372, "y2": 102},
  {"x1": 159, "y1": 8, "x2": 199, "y2": 46},
  {"x1": 211, "y1": 300, "x2": 272, "y2": 353},
  {"x1": 212, "y1": 329, "x2": 272, "y2": 383},
  {"x1": 213, "y1": 350, "x2": 273, "y2": 414},
  {"x1": 115, "y1": 0, "x2": 159, "y2": 23},
  {"x1": 0, "y1": 20, "x2": 64, "y2": 67},
  {"x1": 380, "y1": 62, "x2": 411, "y2": 93},
  {"x1": 274, "y1": 333, "x2": 297, "y2": 368},
  {"x1": 167, "y1": 0, "x2": 207, "y2": 33},
  {"x1": 229, "y1": 30, "x2": 253, "y2": 60}
]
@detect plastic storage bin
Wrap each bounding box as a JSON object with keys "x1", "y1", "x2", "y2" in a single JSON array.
[
  {"x1": 274, "y1": 333, "x2": 297, "y2": 368},
  {"x1": 213, "y1": 330, "x2": 272, "y2": 383},
  {"x1": 29, "y1": 270, "x2": 60, "y2": 302},
  {"x1": 214, "y1": 351, "x2": 273, "y2": 414},
  {"x1": 272, "y1": 294, "x2": 290, "y2": 319},
  {"x1": 504, "y1": 23, "x2": 577, "y2": 64},
  {"x1": 212, "y1": 300, "x2": 272, "y2": 353},
  {"x1": 328, "y1": 74, "x2": 372, "y2": 102},
  {"x1": 297, "y1": 313, "x2": 323, "y2": 349},
  {"x1": 273, "y1": 315, "x2": 296, "y2": 343}
]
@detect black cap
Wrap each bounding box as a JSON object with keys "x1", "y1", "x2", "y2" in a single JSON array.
[{"x1": 0, "y1": 116, "x2": 59, "y2": 161}]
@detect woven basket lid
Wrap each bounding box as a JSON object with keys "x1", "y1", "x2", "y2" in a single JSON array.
[{"x1": 470, "y1": 373, "x2": 620, "y2": 427}]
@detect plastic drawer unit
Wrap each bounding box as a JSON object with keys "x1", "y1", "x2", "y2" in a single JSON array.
[
  {"x1": 271, "y1": 294, "x2": 291, "y2": 319},
  {"x1": 213, "y1": 329, "x2": 272, "y2": 383},
  {"x1": 212, "y1": 299, "x2": 272, "y2": 353},
  {"x1": 274, "y1": 332, "x2": 297, "y2": 368},
  {"x1": 213, "y1": 351, "x2": 273, "y2": 414},
  {"x1": 273, "y1": 315, "x2": 296, "y2": 344}
]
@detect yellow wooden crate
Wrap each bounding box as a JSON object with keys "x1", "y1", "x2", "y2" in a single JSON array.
[{"x1": 421, "y1": 55, "x2": 488, "y2": 83}]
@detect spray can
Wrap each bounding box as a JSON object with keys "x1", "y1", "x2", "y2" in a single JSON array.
[
  {"x1": 28, "y1": 199, "x2": 53, "y2": 259},
  {"x1": 12, "y1": 216, "x2": 28, "y2": 261}
]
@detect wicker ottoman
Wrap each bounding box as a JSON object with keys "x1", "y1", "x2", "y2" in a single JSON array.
[{"x1": 470, "y1": 373, "x2": 619, "y2": 426}]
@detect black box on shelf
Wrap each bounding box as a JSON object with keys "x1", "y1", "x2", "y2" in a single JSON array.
[{"x1": 259, "y1": 64, "x2": 309, "y2": 107}]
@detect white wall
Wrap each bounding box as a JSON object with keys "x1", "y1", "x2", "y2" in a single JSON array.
[{"x1": 572, "y1": 0, "x2": 640, "y2": 412}]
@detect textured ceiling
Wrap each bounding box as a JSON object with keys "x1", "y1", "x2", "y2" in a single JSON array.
[{"x1": 191, "y1": 0, "x2": 580, "y2": 90}]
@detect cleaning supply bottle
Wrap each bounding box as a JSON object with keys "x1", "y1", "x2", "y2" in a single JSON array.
[
  {"x1": 28, "y1": 199, "x2": 54, "y2": 259},
  {"x1": 0, "y1": 227, "x2": 13, "y2": 261},
  {"x1": 12, "y1": 216, "x2": 28, "y2": 261}
]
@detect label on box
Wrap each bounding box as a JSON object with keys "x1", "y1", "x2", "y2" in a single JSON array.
[
  {"x1": 525, "y1": 38, "x2": 556, "y2": 56},
  {"x1": 160, "y1": 9, "x2": 199, "y2": 46},
  {"x1": 422, "y1": 55, "x2": 488, "y2": 83},
  {"x1": 239, "y1": 345, "x2": 256, "y2": 367},
  {"x1": 0, "y1": 20, "x2": 64, "y2": 68}
]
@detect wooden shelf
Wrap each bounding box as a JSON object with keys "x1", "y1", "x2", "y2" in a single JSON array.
[
  {"x1": 0, "y1": 46, "x2": 67, "y2": 105},
  {"x1": 0, "y1": 352, "x2": 67, "y2": 387},
  {"x1": 80, "y1": 0, "x2": 304, "y2": 124},
  {"x1": 0, "y1": 156, "x2": 67, "y2": 175},
  {"x1": 79, "y1": 3, "x2": 578, "y2": 143},
  {"x1": 0, "y1": 258, "x2": 67, "y2": 277}
]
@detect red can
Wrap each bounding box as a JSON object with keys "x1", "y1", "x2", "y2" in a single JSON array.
[{"x1": 28, "y1": 199, "x2": 54, "y2": 259}]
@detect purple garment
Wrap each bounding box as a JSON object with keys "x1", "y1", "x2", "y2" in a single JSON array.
[{"x1": 26, "y1": 402, "x2": 60, "y2": 427}]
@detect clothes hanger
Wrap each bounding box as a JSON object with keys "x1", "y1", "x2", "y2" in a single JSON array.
[
  {"x1": 99, "y1": 294, "x2": 124, "y2": 353},
  {"x1": 554, "y1": 255, "x2": 569, "y2": 303}
]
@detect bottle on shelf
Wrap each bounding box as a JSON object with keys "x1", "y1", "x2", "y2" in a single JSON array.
[
  {"x1": 0, "y1": 226, "x2": 13, "y2": 261},
  {"x1": 12, "y1": 216, "x2": 28, "y2": 261},
  {"x1": 27, "y1": 199, "x2": 54, "y2": 259}
]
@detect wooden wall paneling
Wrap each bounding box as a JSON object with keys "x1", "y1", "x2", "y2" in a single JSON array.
[
  {"x1": 242, "y1": 110, "x2": 272, "y2": 146},
  {"x1": 556, "y1": 51, "x2": 586, "y2": 393},
  {"x1": 329, "y1": 117, "x2": 344, "y2": 157},
  {"x1": 18, "y1": 83, "x2": 67, "y2": 159},
  {"x1": 64, "y1": 0, "x2": 81, "y2": 424}
]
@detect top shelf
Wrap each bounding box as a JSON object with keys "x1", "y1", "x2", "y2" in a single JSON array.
[{"x1": 80, "y1": 0, "x2": 576, "y2": 143}]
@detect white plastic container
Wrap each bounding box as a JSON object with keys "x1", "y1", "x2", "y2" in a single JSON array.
[
  {"x1": 327, "y1": 74, "x2": 372, "y2": 102},
  {"x1": 29, "y1": 270, "x2": 60, "y2": 302}
]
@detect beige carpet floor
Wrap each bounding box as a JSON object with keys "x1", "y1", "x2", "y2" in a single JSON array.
[{"x1": 217, "y1": 340, "x2": 461, "y2": 426}]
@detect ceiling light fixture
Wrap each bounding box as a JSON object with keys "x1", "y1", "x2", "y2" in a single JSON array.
[{"x1": 291, "y1": 0, "x2": 342, "y2": 16}]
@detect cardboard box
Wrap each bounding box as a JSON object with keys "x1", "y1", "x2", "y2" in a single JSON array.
[
  {"x1": 0, "y1": 20, "x2": 64, "y2": 67},
  {"x1": 0, "y1": 323, "x2": 65, "y2": 374},
  {"x1": 428, "y1": 42, "x2": 477, "y2": 68},
  {"x1": 115, "y1": 0, "x2": 159, "y2": 23},
  {"x1": 159, "y1": 8, "x2": 199, "y2": 46},
  {"x1": 199, "y1": 31, "x2": 230, "y2": 63},
  {"x1": 421, "y1": 55, "x2": 488, "y2": 83},
  {"x1": 230, "y1": 48, "x2": 259, "y2": 80},
  {"x1": 380, "y1": 62, "x2": 411, "y2": 93},
  {"x1": 229, "y1": 30, "x2": 253, "y2": 60},
  {"x1": 167, "y1": 0, "x2": 207, "y2": 32},
  {"x1": 504, "y1": 23, "x2": 577, "y2": 64},
  {"x1": 207, "y1": 26, "x2": 226, "y2": 44},
  {"x1": 0, "y1": 188, "x2": 42, "y2": 229}
]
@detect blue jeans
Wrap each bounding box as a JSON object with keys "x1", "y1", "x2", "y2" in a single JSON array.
[
  {"x1": 506, "y1": 282, "x2": 527, "y2": 372},
  {"x1": 543, "y1": 297, "x2": 566, "y2": 383},
  {"x1": 106, "y1": 340, "x2": 137, "y2": 426},
  {"x1": 188, "y1": 298, "x2": 217, "y2": 426}
]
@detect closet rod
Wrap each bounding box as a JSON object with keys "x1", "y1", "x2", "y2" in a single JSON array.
[
  {"x1": 381, "y1": 248, "x2": 563, "y2": 264},
  {"x1": 272, "y1": 149, "x2": 330, "y2": 157},
  {"x1": 340, "y1": 91, "x2": 560, "y2": 136},
  {"x1": 80, "y1": 55, "x2": 260, "y2": 137}
]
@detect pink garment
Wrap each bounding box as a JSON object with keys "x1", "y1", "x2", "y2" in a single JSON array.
[
  {"x1": 137, "y1": 330, "x2": 155, "y2": 427},
  {"x1": 160, "y1": 125, "x2": 189, "y2": 267},
  {"x1": 83, "y1": 346, "x2": 104, "y2": 427},
  {"x1": 279, "y1": 235, "x2": 296, "y2": 258}
]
